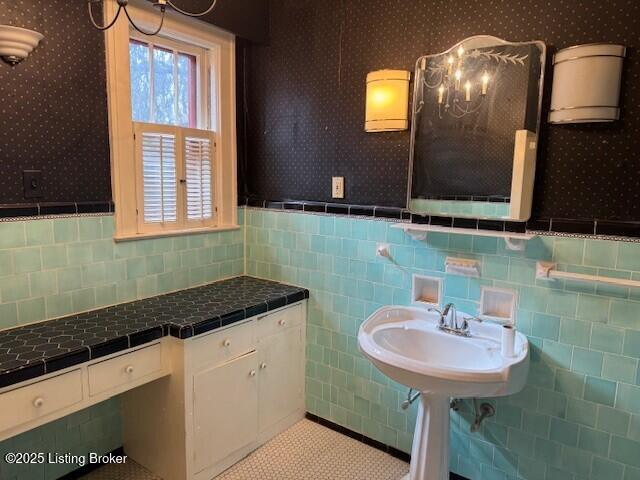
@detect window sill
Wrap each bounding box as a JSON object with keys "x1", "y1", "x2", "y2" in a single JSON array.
[{"x1": 113, "y1": 225, "x2": 240, "y2": 242}]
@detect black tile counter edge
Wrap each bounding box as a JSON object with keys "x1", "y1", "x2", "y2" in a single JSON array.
[
  {"x1": 241, "y1": 201, "x2": 640, "y2": 242},
  {"x1": 303, "y1": 413, "x2": 469, "y2": 479},
  {"x1": 0, "y1": 201, "x2": 114, "y2": 220},
  {"x1": 90, "y1": 337, "x2": 130, "y2": 360},
  {"x1": 0, "y1": 286, "x2": 309, "y2": 389},
  {"x1": 46, "y1": 348, "x2": 91, "y2": 374},
  {"x1": 0, "y1": 362, "x2": 46, "y2": 389},
  {"x1": 129, "y1": 326, "x2": 164, "y2": 348}
]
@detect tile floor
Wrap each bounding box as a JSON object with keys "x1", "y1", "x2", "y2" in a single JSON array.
[{"x1": 81, "y1": 419, "x2": 409, "y2": 480}]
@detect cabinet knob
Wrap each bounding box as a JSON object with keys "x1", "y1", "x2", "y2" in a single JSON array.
[
  {"x1": 223, "y1": 339, "x2": 231, "y2": 347},
  {"x1": 33, "y1": 397, "x2": 44, "y2": 408},
  {"x1": 278, "y1": 319, "x2": 286, "y2": 326},
  {"x1": 260, "y1": 362, "x2": 267, "y2": 370},
  {"x1": 125, "y1": 365, "x2": 135, "y2": 374},
  {"x1": 249, "y1": 370, "x2": 256, "y2": 377}
]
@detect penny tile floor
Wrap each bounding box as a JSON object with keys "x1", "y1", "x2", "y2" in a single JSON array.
[{"x1": 81, "y1": 419, "x2": 409, "y2": 480}]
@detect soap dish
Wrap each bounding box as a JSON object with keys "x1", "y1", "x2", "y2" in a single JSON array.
[{"x1": 445, "y1": 257, "x2": 480, "y2": 277}]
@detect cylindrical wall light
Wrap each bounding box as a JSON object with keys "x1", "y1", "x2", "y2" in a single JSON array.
[
  {"x1": 549, "y1": 43, "x2": 626, "y2": 124},
  {"x1": 365, "y1": 70, "x2": 410, "y2": 132}
]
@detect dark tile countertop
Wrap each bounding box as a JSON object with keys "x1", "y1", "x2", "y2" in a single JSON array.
[{"x1": 0, "y1": 276, "x2": 308, "y2": 389}]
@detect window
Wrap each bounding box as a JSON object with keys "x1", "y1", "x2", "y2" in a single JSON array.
[
  {"x1": 105, "y1": 3, "x2": 237, "y2": 240},
  {"x1": 100, "y1": 6, "x2": 237, "y2": 239},
  {"x1": 129, "y1": 34, "x2": 215, "y2": 234},
  {"x1": 129, "y1": 38, "x2": 199, "y2": 127}
]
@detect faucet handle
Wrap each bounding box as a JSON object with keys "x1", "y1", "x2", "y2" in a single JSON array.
[
  {"x1": 428, "y1": 307, "x2": 445, "y2": 325},
  {"x1": 460, "y1": 318, "x2": 469, "y2": 331}
]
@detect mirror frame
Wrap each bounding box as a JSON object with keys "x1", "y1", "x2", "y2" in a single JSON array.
[{"x1": 406, "y1": 35, "x2": 547, "y2": 221}]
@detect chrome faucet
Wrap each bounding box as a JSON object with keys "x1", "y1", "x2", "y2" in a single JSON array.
[{"x1": 429, "y1": 303, "x2": 471, "y2": 337}]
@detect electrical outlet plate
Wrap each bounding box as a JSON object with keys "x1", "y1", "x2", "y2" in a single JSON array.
[{"x1": 332, "y1": 177, "x2": 344, "y2": 199}]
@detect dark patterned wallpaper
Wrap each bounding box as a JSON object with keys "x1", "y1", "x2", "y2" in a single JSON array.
[
  {"x1": 241, "y1": 0, "x2": 640, "y2": 222},
  {"x1": 172, "y1": 0, "x2": 269, "y2": 43},
  {"x1": 0, "y1": 0, "x2": 112, "y2": 204}
]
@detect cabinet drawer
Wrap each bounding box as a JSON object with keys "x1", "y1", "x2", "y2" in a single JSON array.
[
  {"x1": 257, "y1": 304, "x2": 303, "y2": 338},
  {"x1": 0, "y1": 370, "x2": 83, "y2": 433},
  {"x1": 191, "y1": 320, "x2": 256, "y2": 371},
  {"x1": 88, "y1": 344, "x2": 162, "y2": 396}
]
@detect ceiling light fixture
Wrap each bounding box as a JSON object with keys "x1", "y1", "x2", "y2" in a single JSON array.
[{"x1": 88, "y1": 0, "x2": 219, "y2": 36}]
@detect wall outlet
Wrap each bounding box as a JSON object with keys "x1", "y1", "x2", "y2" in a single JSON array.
[{"x1": 332, "y1": 177, "x2": 344, "y2": 199}]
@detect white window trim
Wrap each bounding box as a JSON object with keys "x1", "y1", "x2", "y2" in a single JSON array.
[{"x1": 104, "y1": 0, "x2": 237, "y2": 241}]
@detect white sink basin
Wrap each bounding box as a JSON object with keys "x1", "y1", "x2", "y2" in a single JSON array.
[
  {"x1": 358, "y1": 306, "x2": 529, "y2": 480},
  {"x1": 359, "y1": 306, "x2": 529, "y2": 397}
]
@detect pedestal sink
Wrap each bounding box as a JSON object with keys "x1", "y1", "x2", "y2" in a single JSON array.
[{"x1": 358, "y1": 306, "x2": 529, "y2": 480}]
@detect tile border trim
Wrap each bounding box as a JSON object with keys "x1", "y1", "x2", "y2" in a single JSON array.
[
  {"x1": 240, "y1": 197, "x2": 640, "y2": 242},
  {"x1": 240, "y1": 196, "x2": 411, "y2": 221},
  {"x1": 0, "y1": 201, "x2": 114, "y2": 221},
  {"x1": 304, "y1": 412, "x2": 469, "y2": 480}
]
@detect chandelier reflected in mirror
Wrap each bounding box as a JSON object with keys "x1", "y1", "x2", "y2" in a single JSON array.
[
  {"x1": 88, "y1": 0, "x2": 219, "y2": 36},
  {"x1": 416, "y1": 38, "x2": 530, "y2": 120}
]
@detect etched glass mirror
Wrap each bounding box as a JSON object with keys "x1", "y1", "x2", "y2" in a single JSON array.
[{"x1": 408, "y1": 36, "x2": 546, "y2": 221}]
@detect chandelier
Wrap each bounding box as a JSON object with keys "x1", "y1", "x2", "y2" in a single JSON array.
[
  {"x1": 419, "y1": 46, "x2": 528, "y2": 119},
  {"x1": 88, "y1": 0, "x2": 218, "y2": 36}
]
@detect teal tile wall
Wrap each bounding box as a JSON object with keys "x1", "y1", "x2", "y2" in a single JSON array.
[
  {"x1": 0, "y1": 215, "x2": 244, "y2": 329},
  {"x1": 0, "y1": 399, "x2": 121, "y2": 480},
  {"x1": 0, "y1": 213, "x2": 244, "y2": 480},
  {"x1": 245, "y1": 207, "x2": 640, "y2": 480}
]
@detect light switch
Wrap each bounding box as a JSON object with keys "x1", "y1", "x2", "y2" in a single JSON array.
[
  {"x1": 23, "y1": 170, "x2": 43, "y2": 199},
  {"x1": 332, "y1": 177, "x2": 344, "y2": 199}
]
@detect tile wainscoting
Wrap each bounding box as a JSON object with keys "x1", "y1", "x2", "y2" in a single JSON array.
[
  {"x1": 245, "y1": 207, "x2": 640, "y2": 480},
  {"x1": 0, "y1": 213, "x2": 244, "y2": 480},
  {"x1": 0, "y1": 214, "x2": 244, "y2": 330}
]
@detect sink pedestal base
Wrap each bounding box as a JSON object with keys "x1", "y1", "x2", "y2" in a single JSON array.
[{"x1": 403, "y1": 393, "x2": 450, "y2": 480}]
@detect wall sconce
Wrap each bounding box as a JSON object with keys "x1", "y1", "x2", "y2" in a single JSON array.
[
  {"x1": 0, "y1": 25, "x2": 43, "y2": 65},
  {"x1": 365, "y1": 70, "x2": 410, "y2": 132},
  {"x1": 549, "y1": 43, "x2": 626, "y2": 123}
]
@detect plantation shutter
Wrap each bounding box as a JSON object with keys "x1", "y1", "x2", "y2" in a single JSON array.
[
  {"x1": 184, "y1": 132, "x2": 214, "y2": 222},
  {"x1": 140, "y1": 131, "x2": 177, "y2": 223},
  {"x1": 134, "y1": 123, "x2": 215, "y2": 232}
]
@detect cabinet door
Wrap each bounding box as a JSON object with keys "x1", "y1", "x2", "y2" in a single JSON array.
[
  {"x1": 193, "y1": 351, "x2": 258, "y2": 474},
  {"x1": 258, "y1": 325, "x2": 304, "y2": 433}
]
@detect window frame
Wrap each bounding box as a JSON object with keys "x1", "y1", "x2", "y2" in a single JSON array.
[{"x1": 103, "y1": 0, "x2": 237, "y2": 241}]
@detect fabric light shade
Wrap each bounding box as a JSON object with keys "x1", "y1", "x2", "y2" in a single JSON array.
[
  {"x1": 365, "y1": 70, "x2": 410, "y2": 132},
  {"x1": 549, "y1": 43, "x2": 626, "y2": 124}
]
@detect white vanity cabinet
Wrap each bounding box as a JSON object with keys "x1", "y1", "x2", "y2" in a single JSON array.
[
  {"x1": 193, "y1": 351, "x2": 259, "y2": 473},
  {"x1": 257, "y1": 304, "x2": 304, "y2": 436},
  {"x1": 0, "y1": 343, "x2": 171, "y2": 443},
  {"x1": 122, "y1": 301, "x2": 306, "y2": 480}
]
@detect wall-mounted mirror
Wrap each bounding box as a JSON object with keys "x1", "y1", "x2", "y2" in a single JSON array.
[{"x1": 408, "y1": 35, "x2": 546, "y2": 221}]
